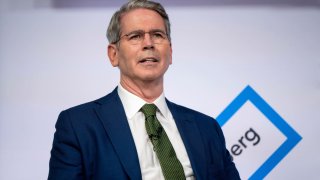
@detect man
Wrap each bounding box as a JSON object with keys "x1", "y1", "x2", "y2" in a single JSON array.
[{"x1": 48, "y1": 0, "x2": 240, "y2": 179}]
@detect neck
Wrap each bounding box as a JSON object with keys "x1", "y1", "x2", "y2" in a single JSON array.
[{"x1": 120, "y1": 77, "x2": 164, "y2": 103}]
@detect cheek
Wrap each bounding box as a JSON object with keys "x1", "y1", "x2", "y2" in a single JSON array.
[
  {"x1": 118, "y1": 58, "x2": 131, "y2": 71},
  {"x1": 168, "y1": 54, "x2": 172, "y2": 65},
  {"x1": 165, "y1": 49, "x2": 172, "y2": 65},
  {"x1": 117, "y1": 49, "x2": 134, "y2": 69},
  {"x1": 164, "y1": 45, "x2": 172, "y2": 64}
]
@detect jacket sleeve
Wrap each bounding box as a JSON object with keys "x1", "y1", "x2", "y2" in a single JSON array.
[{"x1": 48, "y1": 110, "x2": 84, "y2": 180}]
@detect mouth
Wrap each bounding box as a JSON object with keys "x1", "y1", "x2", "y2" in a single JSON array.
[{"x1": 139, "y1": 57, "x2": 159, "y2": 64}]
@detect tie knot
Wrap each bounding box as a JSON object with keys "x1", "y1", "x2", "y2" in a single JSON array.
[{"x1": 141, "y1": 103, "x2": 157, "y2": 117}]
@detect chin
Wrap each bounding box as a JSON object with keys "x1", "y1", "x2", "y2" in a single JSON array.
[
  {"x1": 141, "y1": 74, "x2": 162, "y2": 82},
  {"x1": 138, "y1": 70, "x2": 165, "y2": 81},
  {"x1": 142, "y1": 76, "x2": 158, "y2": 81}
]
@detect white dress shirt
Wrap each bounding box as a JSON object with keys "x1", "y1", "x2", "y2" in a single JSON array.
[{"x1": 117, "y1": 84, "x2": 195, "y2": 180}]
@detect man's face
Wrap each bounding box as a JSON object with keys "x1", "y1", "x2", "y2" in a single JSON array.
[{"x1": 108, "y1": 8, "x2": 172, "y2": 84}]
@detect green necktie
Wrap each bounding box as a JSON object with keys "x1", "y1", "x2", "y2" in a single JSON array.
[{"x1": 141, "y1": 104, "x2": 185, "y2": 180}]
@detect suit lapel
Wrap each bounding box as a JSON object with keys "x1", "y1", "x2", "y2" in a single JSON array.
[
  {"x1": 167, "y1": 100, "x2": 207, "y2": 180},
  {"x1": 95, "y1": 88, "x2": 142, "y2": 180}
]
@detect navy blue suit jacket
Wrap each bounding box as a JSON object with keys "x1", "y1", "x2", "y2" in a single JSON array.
[{"x1": 48, "y1": 88, "x2": 240, "y2": 180}]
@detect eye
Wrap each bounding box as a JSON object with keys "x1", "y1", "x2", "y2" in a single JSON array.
[
  {"x1": 127, "y1": 33, "x2": 142, "y2": 41},
  {"x1": 152, "y1": 32, "x2": 165, "y2": 39}
]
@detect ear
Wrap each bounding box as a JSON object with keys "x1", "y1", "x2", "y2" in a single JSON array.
[
  {"x1": 169, "y1": 43, "x2": 173, "y2": 65},
  {"x1": 108, "y1": 44, "x2": 119, "y2": 67}
]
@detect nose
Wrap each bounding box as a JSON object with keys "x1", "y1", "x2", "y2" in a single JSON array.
[{"x1": 142, "y1": 33, "x2": 154, "y2": 50}]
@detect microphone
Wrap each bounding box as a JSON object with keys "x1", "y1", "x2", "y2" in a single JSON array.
[
  {"x1": 157, "y1": 126, "x2": 163, "y2": 134},
  {"x1": 149, "y1": 134, "x2": 160, "y2": 140},
  {"x1": 148, "y1": 126, "x2": 163, "y2": 140}
]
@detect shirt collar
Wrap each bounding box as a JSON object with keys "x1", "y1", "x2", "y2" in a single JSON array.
[{"x1": 117, "y1": 84, "x2": 170, "y2": 120}]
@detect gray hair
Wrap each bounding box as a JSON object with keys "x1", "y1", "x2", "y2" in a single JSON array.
[{"x1": 107, "y1": 0, "x2": 171, "y2": 44}]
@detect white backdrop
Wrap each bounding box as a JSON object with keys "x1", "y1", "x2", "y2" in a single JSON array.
[{"x1": 1, "y1": 1, "x2": 320, "y2": 179}]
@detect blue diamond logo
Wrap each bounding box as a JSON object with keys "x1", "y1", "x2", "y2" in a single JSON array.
[{"x1": 216, "y1": 85, "x2": 302, "y2": 179}]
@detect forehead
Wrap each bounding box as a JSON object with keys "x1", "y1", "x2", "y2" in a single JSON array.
[{"x1": 120, "y1": 8, "x2": 165, "y2": 32}]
